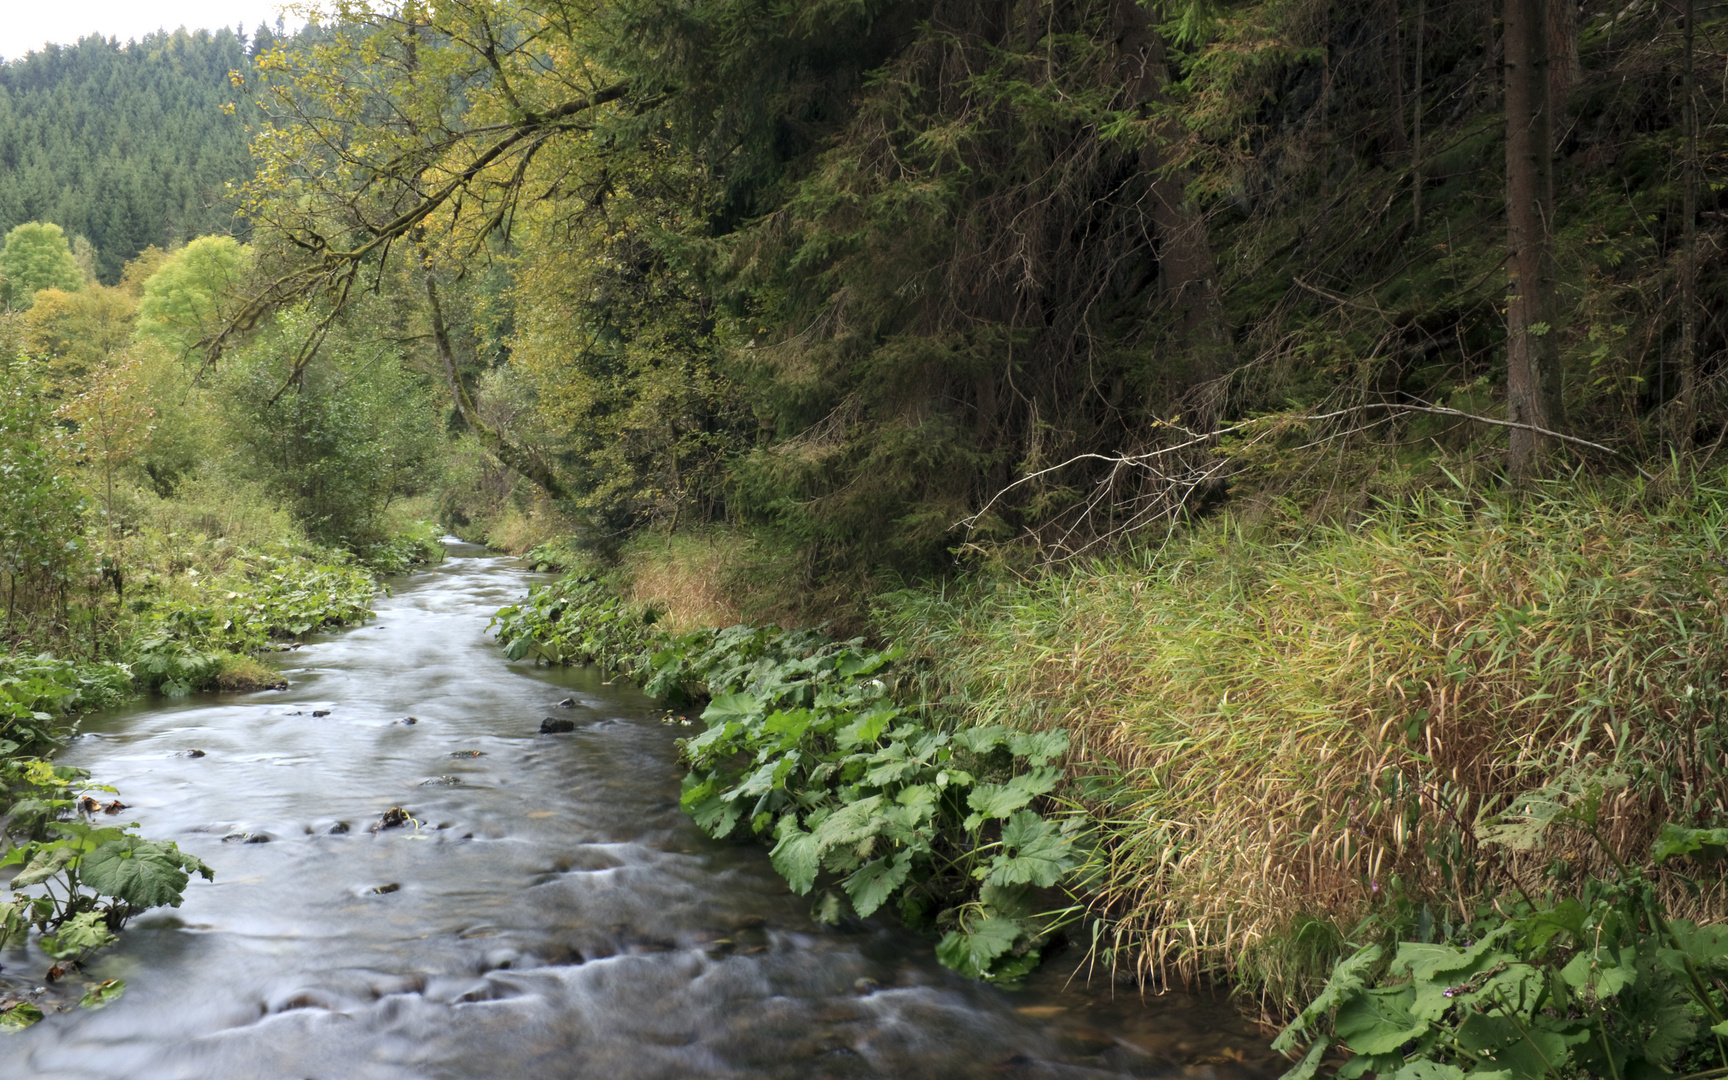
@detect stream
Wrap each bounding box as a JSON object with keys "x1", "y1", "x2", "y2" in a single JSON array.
[{"x1": 1, "y1": 541, "x2": 1283, "y2": 1080}]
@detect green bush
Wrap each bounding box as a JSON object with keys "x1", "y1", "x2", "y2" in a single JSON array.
[
  {"x1": 359, "y1": 521, "x2": 446, "y2": 574},
  {"x1": 0, "y1": 362, "x2": 86, "y2": 635},
  {"x1": 491, "y1": 569, "x2": 1096, "y2": 984},
  {"x1": 1275, "y1": 778, "x2": 1728, "y2": 1080}
]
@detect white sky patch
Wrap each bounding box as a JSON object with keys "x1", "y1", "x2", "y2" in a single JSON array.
[{"x1": 0, "y1": 1, "x2": 307, "y2": 63}]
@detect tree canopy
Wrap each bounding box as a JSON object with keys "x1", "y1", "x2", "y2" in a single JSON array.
[
  {"x1": 0, "y1": 29, "x2": 256, "y2": 283},
  {"x1": 0, "y1": 221, "x2": 84, "y2": 308}
]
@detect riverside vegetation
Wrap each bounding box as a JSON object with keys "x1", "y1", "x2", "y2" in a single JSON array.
[
  {"x1": 4, "y1": 0, "x2": 1728, "y2": 1071},
  {"x1": 1, "y1": 223, "x2": 444, "y2": 1024}
]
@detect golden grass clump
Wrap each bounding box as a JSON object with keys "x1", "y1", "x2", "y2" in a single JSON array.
[
  {"x1": 618, "y1": 530, "x2": 750, "y2": 633},
  {"x1": 884, "y1": 478, "x2": 1728, "y2": 1008}
]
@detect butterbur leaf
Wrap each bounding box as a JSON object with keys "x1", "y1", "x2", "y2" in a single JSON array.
[
  {"x1": 935, "y1": 916, "x2": 1022, "y2": 979},
  {"x1": 1652, "y1": 822, "x2": 1728, "y2": 864},
  {"x1": 701, "y1": 693, "x2": 760, "y2": 725},
  {"x1": 1663, "y1": 919, "x2": 1728, "y2": 971},
  {"x1": 986, "y1": 810, "x2": 1076, "y2": 888},
  {"x1": 980, "y1": 882, "x2": 1033, "y2": 920},
  {"x1": 79, "y1": 837, "x2": 206, "y2": 909},
  {"x1": 1477, "y1": 772, "x2": 1627, "y2": 852},
  {"x1": 1333, "y1": 986, "x2": 1427, "y2": 1054},
  {"x1": 1560, "y1": 948, "x2": 1635, "y2": 998},
  {"x1": 41, "y1": 910, "x2": 116, "y2": 960},
  {"x1": 1277, "y1": 1036, "x2": 1330, "y2": 1080},
  {"x1": 0, "y1": 1001, "x2": 43, "y2": 1029},
  {"x1": 1390, "y1": 1061, "x2": 1465, "y2": 1080},
  {"x1": 968, "y1": 782, "x2": 1034, "y2": 820},
  {"x1": 837, "y1": 705, "x2": 897, "y2": 751},
  {"x1": 950, "y1": 725, "x2": 1009, "y2": 754},
  {"x1": 811, "y1": 796, "x2": 886, "y2": 853},
  {"x1": 9, "y1": 844, "x2": 76, "y2": 888},
  {"x1": 844, "y1": 852, "x2": 911, "y2": 917},
  {"x1": 770, "y1": 817, "x2": 820, "y2": 895},
  {"x1": 79, "y1": 979, "x2": 125, "y2": 1010},
  {"x1": 1273, "y1": 945, "x2": 1384, "y2": 1054},
  {"x1": 1007, "y1": 730, "x2": 1069, "y2": 767}
]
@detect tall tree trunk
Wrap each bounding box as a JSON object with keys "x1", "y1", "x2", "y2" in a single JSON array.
[
  {"x1": 1546, "y1": 0, "x2": 1581, "y2": 106},
  {"x1": 1504, "y1": 0, "x2": 1563, "y2": 478},
  {"x1": 1413, "y1": 0, "x2": 1426, "y2": 230},
  {"x1": 1482, "y1": 0, "x2": 1500, "y2": 107},
  {"x1": 1114, "y1": 0, "x2": 1231, "y2": 418},
  {"x1": 1677, "y1": 0, "x2": 1698, "y2": 448},
  {"x1": 422, "y1": 271, "x2": 569, "y2": 500},
  {"x1": 1386, "y1": 0, "x2": 1409, "y2": 156}
]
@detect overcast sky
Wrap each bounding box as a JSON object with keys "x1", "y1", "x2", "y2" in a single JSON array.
[{"x1": 0, "y1": 2, "x2": 308, "y2": 63}]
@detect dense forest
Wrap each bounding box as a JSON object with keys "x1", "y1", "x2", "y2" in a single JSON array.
[
  {"x1": 0, "y1": 27, "x2": 263, "y2": 283},
  {"x1": 5, "y1": 0, "x2": 1728, "y2": 1074}
]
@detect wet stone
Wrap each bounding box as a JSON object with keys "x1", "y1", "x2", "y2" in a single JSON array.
[
  {"x1": 370, "y1": 883, "x2": 401, "y2": 895},
  {"x1": 539, "y1": 716, "x2": 575, "y2": 734},
  {"x1": 398, "y1": 716, "x2": 419, "y2": 725},
  {"x1": 420, "y1": 775, "x2": 461, "y2": 786},
  {"x1": 176, "y1": 749, "x2": 206, "y2": 758},
  {"x1": 554, "y1": 697, "x2": 576, "y2": 708},
  {"x1": 450, "y1": 750, "x2": 484, "y2": 758},
  {"x1": 311, "y1": 710, "x2": 332, "y2": 718},
  {"x1": 326, "y1": 821, "x2": 350, "y2": 835},
  {"x1": 374, "y1": 807, "x2": 411, "y2": 830}
]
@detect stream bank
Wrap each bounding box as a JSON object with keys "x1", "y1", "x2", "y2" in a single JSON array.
[{"x1": 0, "y1": 541, "x2": 1279, "y2": 1080}]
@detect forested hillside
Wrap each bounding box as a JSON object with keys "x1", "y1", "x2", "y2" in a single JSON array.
[{"x1": 0, "y1": 28, "x2": 260, "y2": 283}]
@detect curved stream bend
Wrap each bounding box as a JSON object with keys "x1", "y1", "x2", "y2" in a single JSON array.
[{"x1": 0, "y1": 542, "x2": 1280, "y2": 1080}]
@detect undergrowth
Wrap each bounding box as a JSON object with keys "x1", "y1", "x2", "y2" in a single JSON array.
[
  {"x1": 881, "y1": 472, "x2": 1728, "y2": 1011},
  {"x1": 1274, "y1": 780, "x2": 1728, "y2": 1080},
  {"x1": 490, "y1": 568, "x2": 1099, "y2": 984}
]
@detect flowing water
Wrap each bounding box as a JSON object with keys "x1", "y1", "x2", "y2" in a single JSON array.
[{"x1": 1, "y1": 542, "x2": 1282, "y2": 1080}]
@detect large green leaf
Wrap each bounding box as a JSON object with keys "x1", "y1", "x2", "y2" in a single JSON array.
[
  {"x1": 41, "y1": 909, "x2": 116, "y2": 960},
  {"x1": 79, "y1": 979, "x2": 125, "y2": 1010},
  {"x1": 967, "y1": 782, "x2": 1034, "y2": 821},
  {"x1": 0, "y1": 1001, "x2": 42, "y2": 1029},
  {"x1": 1560, "y1": 948, "x2": 1635, "y2": 999},
  {"x1": 844, "y1": 853, "x2": 911, "y2": 917},
  {"x1": 1273, "y1": 945, "x2": 1385, "y2": 1054},
  {"x1": 769, "y1": 816, "x2": 820, "y2": 894},
  {"x1": 1652, "y1": 823, "x2": 1728, "y2": 864},
  {"x1": 701, "y1": 693, "x2": 761, "y2": 725},
  {"x1": 79, "y1": 837, "x2": 210, "y2": 909},
  {"x1": 985, "y1": 810, "x2": 1075, "y2": 888},
  {"x1": 1007, "y1": 730, "x2": 1069, "y2": 767},
  {"x1": 935, "y1": 916, "x2": 1023, "y2": 979},
  {"x1": 1334, "y1": 986, "x2": 1428, "y2": 1054},
  {"x1": 9, "y1": 843, "x2": 75, "y2": 888},
  {"x1": 811, "y1": 795, "x2": 887, "y2": 853},
  {"x1": 1391, "y1": 1061, "x2": 1465, "y2": 1080},
  {"x1": 1277, "y1": 1035, "x2": 1331, "y2": 1080}
]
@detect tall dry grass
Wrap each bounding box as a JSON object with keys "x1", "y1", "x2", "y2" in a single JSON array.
[
  {"x1": 883, "y1": 476, "x2": 1728, "y2": 1009},
  {"x1": 618, "y1": 530, "x2": 751, "y2": 633}
]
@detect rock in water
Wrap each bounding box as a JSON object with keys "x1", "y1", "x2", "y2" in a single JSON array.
[
  {"x1": 555, "y1": 698, "x2": 576, "y2": 708},
  {"x1": 539, "y1": 716, "x2": 576, "y2": 734},
  {"x1": 376, "y1": 807, "x2": 410, "y2": 830}
]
